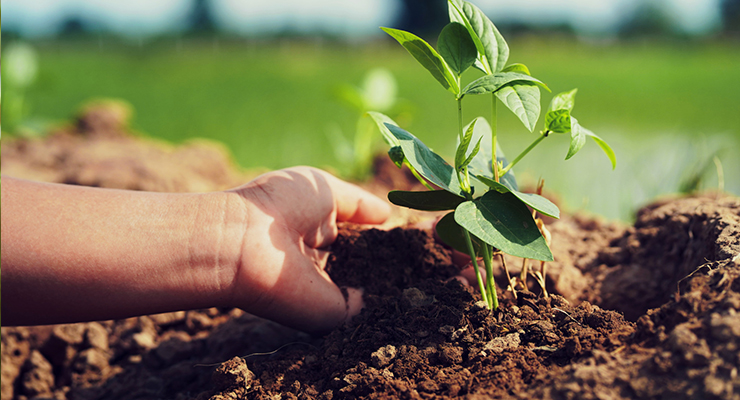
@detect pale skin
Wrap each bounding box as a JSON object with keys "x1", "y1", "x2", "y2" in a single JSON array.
[{"x1": 1, "y1": 167, "x2": 391, "y2": 334}]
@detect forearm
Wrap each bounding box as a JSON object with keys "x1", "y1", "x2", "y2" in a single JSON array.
[{"x1": 1, "y1": 176, "x2": 245, "y2": 325}]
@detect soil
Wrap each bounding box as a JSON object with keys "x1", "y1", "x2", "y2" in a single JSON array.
[{"x1": 2, "y1": 103, "x2": 739, "y2": 400}]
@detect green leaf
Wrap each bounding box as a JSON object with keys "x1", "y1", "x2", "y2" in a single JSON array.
[
  {"x1": 438, "y1": 22, "x2": 477, "y2": 76},
  {"x1": 367, "y1": 111, "x2": 400, "y2": 147},
  {"x1": 585, "y1": 131, "x2": 617, "y2": 170},
  {"x1": 495, "y1": 82, "x2": 541, "y2": 132},
  {"x1": 474, "y1": 175, "x2": 560, "y2": 218},
  {"x1": 460, "y1": 117, "x2": 491, "y2": 175},
  {"x1": 545, "y1": 109, "x2": 571, "y2": 134},
  {"x1": 461, "y1": 72, "x2": 546, "y2": 99},
  {"x1": 436, "y1": 211, "x2": 482, "y2": 254},
  {"x1": 455, "y1": 192, "x2": 554, "y2": 261},
  {"x1": 458, "y1": 117, "x2": 518, "y2": 191},
  {"x1": 388, "y1": 189, "x2": 465, "y2": 211},
  {"x1": 385, "y1": 123, "x2": 462, "y2": 194},
  {"x1": 566, "y1": 117, "x2": 587, "y2": 160},
  {"x1": 455, "y1": 118, "x2": 478, "y2": 169},
  {"x1": 549, "y1": 88, "x2": 578, "y2": 112},
  {"x1": 381, "y1": 27, "x2": 459, "y2": 95},
  {"x1": 461, "y1": 137, "x2": 483, "y2": 172},
  {"x1": 448, "y1": 0, "x2": 509, "y2": 74},
  {"x1": 388, "y1": 146, "x2": 405, "y2": 168},
  {"x1": 502, "y1": 63, "x2": 531, "y2": 75}
]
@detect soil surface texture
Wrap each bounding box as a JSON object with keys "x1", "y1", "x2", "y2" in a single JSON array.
[{"x1": 2, "y1": 104, "x2": 739, "y2": 400}]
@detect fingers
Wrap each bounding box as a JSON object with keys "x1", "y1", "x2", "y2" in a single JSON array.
[
  {"x1": 267, "y1": 266, "x2": 363, "y2": 335},
  {"x1": 302, "y1": 169, "x2": 389, "y2": 248},
  {"x1": 324, "y1": 174, "x2": 390, "y2": 225},
  {"x1": 303, "y1": 210, "x2": 339, "y2": 249}
]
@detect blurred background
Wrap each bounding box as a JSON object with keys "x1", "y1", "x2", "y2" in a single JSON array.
[{"x1": 2, "y1": 0, "x2": 739, "y2": 220}]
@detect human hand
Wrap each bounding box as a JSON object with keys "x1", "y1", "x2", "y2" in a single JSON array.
[{"x1": 225, "y1": 167, "x2": 390, "y2": 334}]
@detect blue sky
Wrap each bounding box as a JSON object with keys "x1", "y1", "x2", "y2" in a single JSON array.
[{"x1": 1, "y1": 0, "x2": 723, "y2": 38}]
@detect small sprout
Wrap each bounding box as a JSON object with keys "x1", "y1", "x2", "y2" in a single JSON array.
[{"x1": 373, "y1": 0, "x2": 616, "y2": 310}]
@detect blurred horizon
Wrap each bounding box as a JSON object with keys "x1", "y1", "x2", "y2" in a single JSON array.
[{"x1": 2, "y1": 0, "x2": 738, "y2": 40}]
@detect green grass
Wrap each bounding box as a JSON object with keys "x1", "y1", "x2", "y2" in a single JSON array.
[{"x1": 4, "y1": 37, "x2": 739, "y2": 220}]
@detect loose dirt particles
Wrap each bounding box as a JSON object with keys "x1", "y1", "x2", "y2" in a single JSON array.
[{"x1": 2, "y1": 104, "x2": 739, "y2": 400}]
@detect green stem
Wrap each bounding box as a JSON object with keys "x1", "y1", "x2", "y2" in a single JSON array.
[
  {"x1": 480, "y1": 244, "x2": 499, "y2": 310},
  {"x1": 403, "y1": 159, "x2": 435, "y2": 190},
  {"x1": 499, "y1": 131, "x2": 548, "y2": 177},
  {"x1": 462, "y1": 230, "x2": 488, "y2": 306},
  {"x1": 456, "y1": 98, "x2": 471, "y2": 194},
  {"x1": 458, "y1": 98, "x2": 464, "y2": 143},
  {"x1": 491, "y1": 94, "x2": 499, "y2": 182}
]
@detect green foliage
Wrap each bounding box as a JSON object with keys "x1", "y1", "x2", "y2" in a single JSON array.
[
  {"x1": 495, "y1": 83, "x2": 541, "y2": 132},
  {"x1": 330, "y1": 69, "x2": 403, "y2": 180},
  {"x1": 2, "y1": 42, "x2": 40, "y2": 134},
  {"x1": 455, "y1": 192, "x2": 554, "y2": 261},
  {"x1": 438, "y1": 22, "x2": 477, "y2": 76},
  {"x1": 435, "y1": 212, "x2": 482, "y2": 254},
  {"x1": 374, "y1": 0, "x2": 617, "y2": 309},
  {"x1": 388, "y1": 190, "x2": 465, "y2": 211},
  {"x1": 385, "y1": 123, "x2": 462, "y2": 194},
  {"x1": 448, "y1": 0, "x2": 509, "y2": 74},
  {"x1": 474, "y1": 175, "x2": 559, "y2": 218},
  {"x1": 455, "y1": 118, "x2": 482, "y2": 171},
  {"x1": 460, "y1": 72, "x2": 547, "y2": 98},
  {"x1": 380, "y1": 27, "x2": 459, "y2": 94},
  {"x1": 544, "y1": 89, "x2": 616, "y2": 168},
  {"x1": 545, "y1": 109, "x2": 572, "y2": 133}
]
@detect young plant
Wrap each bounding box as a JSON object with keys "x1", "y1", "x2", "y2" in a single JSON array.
[
  {"x1": 371, "y1": 0, "x2": 616, "y2": 310},
  {"x1": 329, "y1": 68, "x2": 407, "y2": 180},
  {"x1": 2, "y1": 42, "x2": 40, "y2": 136}
]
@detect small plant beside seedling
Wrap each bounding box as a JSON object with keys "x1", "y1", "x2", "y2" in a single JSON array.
[
  {"x1": 2, "y1": 42, "x2": 40, "y2": 136},
  {"x1": 370, "y1": 0, "x2": 616, "y2": 310},
  {"x1": 329, "y1": 68, "x2": 411, "y2": 180}
]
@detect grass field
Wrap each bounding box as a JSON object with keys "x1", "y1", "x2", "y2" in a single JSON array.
[{"x1": 4, "y1": 36, "x2": 739, "y2": 220}]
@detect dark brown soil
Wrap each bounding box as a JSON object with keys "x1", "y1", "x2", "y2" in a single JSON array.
[{"x1": 2, "y1": 104, "x2": 739, "y2": 400}]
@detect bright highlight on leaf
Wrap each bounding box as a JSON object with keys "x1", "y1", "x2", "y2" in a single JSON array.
[
  {"x1": 461, "y1": 72, "x2": 547, "y2": 98},
  {"x1": 549, "y1": 88, "x2": 578, "y2": 112}
]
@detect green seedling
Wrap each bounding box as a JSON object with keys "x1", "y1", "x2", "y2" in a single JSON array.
[
  {"x1": 2, "y1": 42, "x2": 40, "y2": 136},
  {"x1": 329, "y1": 68, "x2": 410, "y2": 180},
  {"x1": 371, "y1": 0, "x2": 616, "y2": 310}
]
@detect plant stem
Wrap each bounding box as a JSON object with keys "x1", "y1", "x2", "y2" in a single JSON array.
[
  {"x1": 403, "y1": 160, "x2": 435, "y2": 190},
  {"x1": 462, "y1": 230, "x2": 488, "y2": 306},
  {"x1": 499, "y1": 131, "x2": 548, "y2": 177},
  {"x1": 480, "y1": 244, "x2": 499, "y2": 310},
  {"x1": 491, "y1": 95, "x2": 499, "y2": 182},
  {"x1": 457, "y1": 97, "x2": 464, "y2": 144},
  {"x1": 456, "y1": 98, "x2": 471, "y2": 194}
]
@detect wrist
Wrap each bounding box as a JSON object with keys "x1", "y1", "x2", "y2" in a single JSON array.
[{"x1": 187, "y1": 190, "x2": 250, "y2": 309}]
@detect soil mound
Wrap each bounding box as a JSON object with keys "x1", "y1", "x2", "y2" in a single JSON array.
[
  {"x1": 2, "y1": 104, "x2": 738, "y2": 400},
  {"x1": 1, "y1": 100, "x2": 255, "y2": 193}
]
